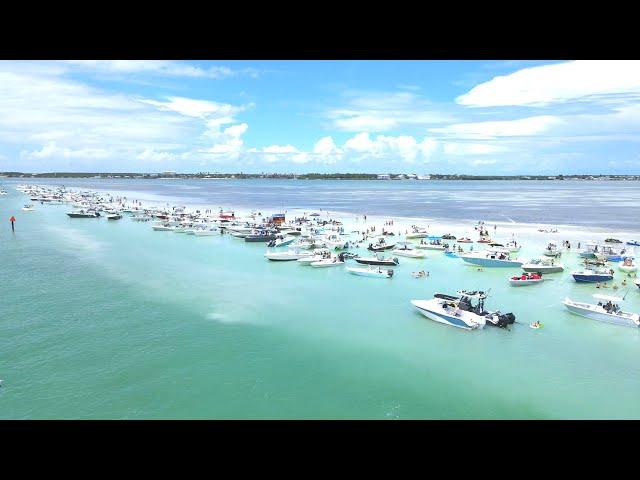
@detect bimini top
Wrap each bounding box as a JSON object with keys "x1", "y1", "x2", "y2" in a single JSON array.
[
  {"x1": 593, "y1": 294, "x2": 624, "y2": 302},
  {"x1": 456, "y1": 290, "x2": 487, "y2": 299}
]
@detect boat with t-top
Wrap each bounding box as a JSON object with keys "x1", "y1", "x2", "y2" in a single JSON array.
[
  {"x1": 459, "y1": 248, "x2": 523, "y2": 268},
  {"x1": 410, "y1": 290, "x2": 516, "y2": 330},
  {"x1": 563, "y1": 294, "x2": 640, "y2": 328}
]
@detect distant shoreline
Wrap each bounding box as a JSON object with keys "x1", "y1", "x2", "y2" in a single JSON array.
[{"x1": 2, "y1": 172, "x2": 639, "y2": 181}]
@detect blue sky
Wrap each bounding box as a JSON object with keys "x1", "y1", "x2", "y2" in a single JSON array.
[{"x1": 1, "y1": 60, "x2": 639, "y2": 174}]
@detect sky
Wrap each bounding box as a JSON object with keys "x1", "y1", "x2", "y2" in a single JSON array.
[{"x1": 1, "y1": 60, "x2": 640, "y2": 174}]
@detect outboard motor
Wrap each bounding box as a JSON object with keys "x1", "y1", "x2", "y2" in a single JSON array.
[{"x1": 492, "y1": 312, "x2": 516, "y2": 328}]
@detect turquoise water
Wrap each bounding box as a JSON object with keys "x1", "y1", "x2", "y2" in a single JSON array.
[{"x1": 2, "y1": 182, "x2": 640, "y2": 419}]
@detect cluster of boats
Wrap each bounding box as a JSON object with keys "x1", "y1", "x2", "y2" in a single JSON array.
[{"x1": 10, "y1": 183, "x2": 640, "y2": 333}]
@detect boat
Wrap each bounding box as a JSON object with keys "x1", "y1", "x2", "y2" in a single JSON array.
[
  {"x1": 310, "y1": 256, "x2": 345, "y2": 268},
  {"x1": 405, "y1": 227, "x2": 429, "y2": 239},
  {"x1": 367, "y1": 238, "x2": 396, "y2": 252},
  {"x1": 354, "y1": 255, "x2": 399, "y2": 266},
  {"x1": 296, "y1": 249, "x2": 331, "y2": 265},
  {"x1": 626, "y1": 240, "x2": 640, "y2": 246},
  {"x1": 571, "y1": 268, "x2": 614, "y2": 283},
  {"x1": 543, "y1": 242, "x2": 561, "y2": 257},
  {"x1": 21, "y1": 204, "x2": 35, "y2": 211},
  {"x1": 459, "y1": 249, "x2": 523, "y2": 268},
  {"x1": 599, "y1": 245, "x2": 628, "y2": 262},
  {"x1": 152, "y1": 223, "x2": 176, "y2": 231},
  {"x1": 245, "y1": 230, "x2": 277, "y2": 242},
  {"x1": 578, "y1": 243, "x2": 601, "y2": 259},
  {"x1": 346, "y1": 266, "x2": 394, "y2": 278},
  {"x1": 635, "y1": 279, "x2": 640, "y2": 289},
  {"x1": 563, "y1": 294, "x2": 640, "y2": 328},
  {"x1": 393, "y1": 242, "x2": 426, "y2": 258},
  {"x1": 265, "y1": 249, "x2": 312, "y2": 261},
  {"x1": 619, "y1": 256, "x2": 637, "y2": 273},
  {"x1": 416, "y1": 239, "x2": 447, "y2": 251},
  {"x1": 267, "y1": 236, "x2": 295, "y2": 248},
  {"x1": 66, "y1": 209, "x2": 100, "y2": 218},
  {"x1": 131, "y1": 215, "x2": 151, "y2": 222},
  {"x1": 193, "y1": 227, "x2": 219, "y2": 236},
  {"x1": 477, "y1": 237, "x2": 493, "y2": 244},
  {"x1": 509, "y1": 272, "x2": 544, "y2": 286},
  {"x1": 604, "y1": 238, "x2": 623, "y2": 244},
  {"x1": 457, "y1": 237, "x2": 473, "y2": 243},
  {"x1": 321, "y1": 233, "x2": 349, "y2": 250},
  {"x1": 107, "y1": 214, "x2": 122, "y2": 220},
  {"x1": 521, "y1": 257, "x2": 564, "y2": 273},
  {"x1": 410, "y1": 290, "x2": 516, "y2": 330},
  {"x1": 441, "y1": 234, "x2": 456, "y2": 240},
  {"x1": 505, "y1": 240, "x2": 521, "y2": 253}
]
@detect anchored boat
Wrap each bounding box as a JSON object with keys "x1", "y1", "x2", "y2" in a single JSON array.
[
  {"x1": 521, "y1": 257, "x2": 564, "y2": 273},
  {"x1": 509, "y1": 272, "x2": 544, "y2": 286},
  {"x1": 459, "y1": 249, "x2": 523, "y2": 268},
  {"x1": 354, "y1": 255, "x2": 399, "y2": 266},
  {"x1": 411, "y1": 290, "x2": 516, "y2": 330},
  {"x1": 346, "y1": 266, "x2": 394, "y2": 278},
  {"x1": 563, "y1": 294, "x2": 640, "y2": 328},
  {"x1": 571, "y1": 268, "x2": 614, "y2": 283}
]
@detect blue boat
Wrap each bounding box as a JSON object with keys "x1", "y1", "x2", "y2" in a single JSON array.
[
  {"x1": 571, "y1": 268, "x2": 614, "y2": 283},
  {"x1": 626, "y1": 240, "x2": 640, "y2": 246}
]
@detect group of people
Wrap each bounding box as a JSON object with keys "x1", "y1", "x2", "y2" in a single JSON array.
[
  {"x1": 412, "y1": 270, "x2": 429, "y2": 278},
  {"x1": 597, "y1": 300, "x2": 621, "y2": 314}
]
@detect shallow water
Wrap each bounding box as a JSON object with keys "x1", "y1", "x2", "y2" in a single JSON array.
[{"x1": 1, "y1": 179, "x2": 640, "y2": 419}]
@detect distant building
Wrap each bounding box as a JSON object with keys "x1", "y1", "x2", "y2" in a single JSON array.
[
  {"x1": 406, "y1": 173, "x2": 417, "y2": 179},
  {"x1": 377, "y1": 174, "x2": 391, "y2": 180},
  {"x1": 394, "y1": 174, "x2": 406, "y2": 180},
  {"x1": 417, "y1": 174, "x2": 431, "y2": 180},
  {"x1": 548, "y1": 176, "x2": 557, "y2": 180},
  {"x1": 162, "y1": 171, "x2": 176, "y2": 177}
]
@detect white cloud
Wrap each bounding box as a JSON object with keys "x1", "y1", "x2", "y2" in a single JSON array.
[
  {"x1": 141, "y1": 96, "x2": 245, "y2": 119},
  {"x1": 328, "y1": 90, "x2": 455, "y2": 132},
  {"x1": 343, "y1": 133, "x2": 439, "y2": 163},
  {"x1": 457, "y1": 60, "x2": 640, "y2": 107},
  {"x1": 431, "y1": 115, "x2": 562, "y2": 140},
  {"x1": 65, "y1": 60, "x2": 257, "y2": 79},
  {"x1": 443, "y1": 143, "x2": 506, "y2": 155}
]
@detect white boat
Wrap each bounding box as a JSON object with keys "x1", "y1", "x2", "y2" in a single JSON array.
[
  {"x1": 346, "y1": 266, "x2": 394, "y2": 278},
  {"x1": 459, "y1": 249, "x2": 523, "y2": 268},
  {"x1": 310, "y1": 256, "x2": 345, "y2": 268},
  {"x1": 543, "y1": 242, "x2": 561, "y2": 257},
  {"x1": 194, "y1": 227, "x2": 219, "y2": 236},
  {"x1": 563, "y1": 294, "x2": 640, "y2": 328},
  {"x1": 321, "y1": 233, "x2": 349, "y2": 250},
  {"x1": 265, "y1": 249, "x2": 312, "y2": 261},
  {"x1": 415, "y1": 239, "x2": 447, "y2": 251},
  {"x1": 22, "y1": 204, "x2": 35, "y2": 211},
  {"x1": 509, "y1": 272, "x2": 544, "y2": 286},
  {"x1": 411, "y1": 290, "x2": 516, "y2": 330},
  {"x1": 267, "y1": 236, "x2": 295, "y2": 248},
  {"x1": 131, "y1": 215, "x2": 151, "y2": 222},
  {"x1": 619, "y1": 257, "x2": 637, "y2": 273},
  {"x1": 297, "y1": 249, "x2": 331, "y2": 265},
  {"x1": 107, "y1": 214, "x2": 122, "y2": 220},
  {"x1": 635, "y1": 279, "x2": 640, "y2": 289},
  {"x1": 521, "y1": 257, "x2": 564, "y2": 273},
  {"x1": 394, "y1": 248, "x2": 426, "y2": 258},
  {"x1": 405, "y1": 227, "x2": 429, "y2": 239},
  {"x1": 393, "y1": 242, "x2": 426, "y2": 258},
  {"x1": 152, "y1": 224, "x2": 176, "y2": 231}
]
